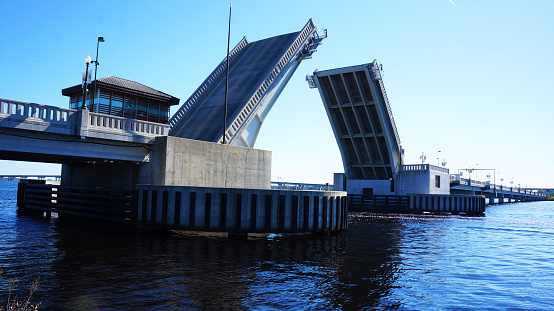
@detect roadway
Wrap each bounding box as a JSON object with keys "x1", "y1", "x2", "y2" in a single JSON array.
[{"x1": 169, "y1": 32, "x2": 299, "y2": 142}]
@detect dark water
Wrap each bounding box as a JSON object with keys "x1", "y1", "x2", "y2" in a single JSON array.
[{"x1": 1, "y1": 180, "x2": 553, "y2": 310}]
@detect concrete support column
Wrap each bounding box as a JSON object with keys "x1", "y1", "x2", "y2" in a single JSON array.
[
  {"x1": 485, "y1": 194, "x2": 495, "y2": 205},
  {"x1": 333, "y1": 173, "x2": 346, "y2": 191},
  {"x1": 61, "y1": 162, "x2": 146, "y2": 189},
  {"x1": 497, "y1": 194, "x2": 504, "y2": 204}
]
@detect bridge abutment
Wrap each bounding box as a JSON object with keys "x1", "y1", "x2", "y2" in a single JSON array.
[{"x1": 20, "y1": 136, "x2": 348, "y2": 234}]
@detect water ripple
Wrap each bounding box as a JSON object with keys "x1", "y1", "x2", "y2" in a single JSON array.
[{"x1": 1, "y1": 180, "x2": 554, "y2": 310}]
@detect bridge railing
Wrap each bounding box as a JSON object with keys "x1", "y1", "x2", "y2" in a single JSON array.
[
  {"x1": 168, "y1": 36, "x2": 250, "y2": 130},
  {"x1": 1, "y1": 97, "x2": 75, "y2": 124},
  {"x1": 1, "y1": 97, "x2": 169, "y2": 142},
  {"x1": 402, "y1": 164, "x2": 428, "y2": 171},
  {"x1": 223, "y1": 19, "x2": 319, "y2": 144},
  {"x1": 368, "y1": 62, "x2": 402, "y2": 153},
  {"x1": 89, "y1": 112, "x2": 169, "y2": 136},
  {"x1": 271, "y1": 181, "x2": 332, "y2": 191},
  {"x1": 451, "y1": 176, "x2": 546, "y2": 197},
  {"x1": 401, "y1": 164, "x2": 449, "y2": 174},
  {"x1": 454, "y1": 177, "x2": 487, "y2": 187}
]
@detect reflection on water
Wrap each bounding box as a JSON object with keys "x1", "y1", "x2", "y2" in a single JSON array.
[
  {"x1": 2, "y1": 180, "x2": 554, "y2": 310},
  {"x1": 45, "y1": 221, "x2": 402, "y2": 310}
]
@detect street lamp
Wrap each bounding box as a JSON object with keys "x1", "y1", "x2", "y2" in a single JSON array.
[
  {"x1": 92, "y1": 36, "x2": 105, "y2": 112},
  {"x1": 510, "y1": 179, "x2": 513, "y2": 191},
  {"x1": 82, "y1": 55, "x2": 92, "y2": 109}
]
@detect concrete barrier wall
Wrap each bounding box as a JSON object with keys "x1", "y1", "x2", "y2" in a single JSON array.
[
  {"x1": 409, "y1": 194, "x2": 485, "y2": 215},
  {"x1": 148, "y1": 137, "x2": 272, "y2": 189},
  {"x1": 137, "y1": 185, "x2": 348, "y2": 234}
]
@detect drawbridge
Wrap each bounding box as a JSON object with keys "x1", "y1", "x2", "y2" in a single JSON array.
[
  {"x1": 169, "y1": 19, "x2": 326, "y2": 147},
  {"x1": 307, "y1": 61, "x2": 402, "y2": 180}
]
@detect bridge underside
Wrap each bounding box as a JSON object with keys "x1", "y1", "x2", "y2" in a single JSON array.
[
  {"x1": 0, "y1": 128, "x2": 149, "y2": 164},
  {"x1": 309, "y1": 61, "x2": 402, "y2": 180}
]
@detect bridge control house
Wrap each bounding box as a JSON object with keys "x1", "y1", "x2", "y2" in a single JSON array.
[{"x1": 62, "y1": 76, "x2": 179, "y2": 124}]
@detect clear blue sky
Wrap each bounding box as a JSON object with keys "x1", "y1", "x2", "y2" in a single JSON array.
[{"x1": 1, "y1": 0, "x2": 553, "y2": 188}]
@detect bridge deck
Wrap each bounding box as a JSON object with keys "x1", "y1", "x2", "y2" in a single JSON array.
[
  {"x1": 0, "y1": 98, "x2": 161, "y2": 163},
  {"x1": 170, "y1": 32, "x2": 298, "y2": 142},
  {"x1": 169, "y1": 19, "x2": 324, "y2": 146}
]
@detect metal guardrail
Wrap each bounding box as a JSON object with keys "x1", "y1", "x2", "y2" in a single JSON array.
[
  {"x1": 168, "y1": 37, "x2": 250, "y2": 129},
  {"x1": 450, "y1": 176, "x2": 546, "y2": 197},
  {"x1": 271, "y1": 181, "x2": 332, "y2": 191},
  {"x1": 223, "y1": 19, "x2": 320, "y2": 144},
  {"x1": 368, "y1": 62, "x2": 402, "y2": 154}
]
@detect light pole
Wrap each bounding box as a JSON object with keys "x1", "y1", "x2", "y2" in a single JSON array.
[
  {"x1": 82, "y1": 55, "x2": 92, "y2": 109},
  {"x1": 510, "y1": 179, "x2": 513, "y2": 191},
  {"x1": 420, "y1": 151, "x2": 426, "y2": 165},
  {"x1": 222, "y1": 2, "x2": 231, "y2": 144},
  {"x1": 92, "y1": 37, "x2": 104, "y2": 112}
]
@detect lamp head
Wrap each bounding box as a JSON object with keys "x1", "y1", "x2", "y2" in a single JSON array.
[
  {"x1": 85, "y1": 55, "x2": 92, "y2": 64},
  {"x1": 98, "y1": 37, "x2": 105, "y2": 42}
]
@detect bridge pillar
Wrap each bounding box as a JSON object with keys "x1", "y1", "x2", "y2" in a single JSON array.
[
  {"x1": 61, "y1": 162, "x2": 146, "y2": 189},
  {"x1": 485, "y1": 193, "x2": 496, "y2": 205},
  {"x1": 497, "y1": 193, "x2": 504, "y2": 204}
]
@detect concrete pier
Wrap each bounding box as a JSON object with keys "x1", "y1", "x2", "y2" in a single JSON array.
[{"x1": 137, "y1": 185, "x2": 347, "y2": 234}]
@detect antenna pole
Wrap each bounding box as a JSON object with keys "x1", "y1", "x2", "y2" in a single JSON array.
[{"x1": 223, "y1": 1, "x2": 231, "y2": 144}]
